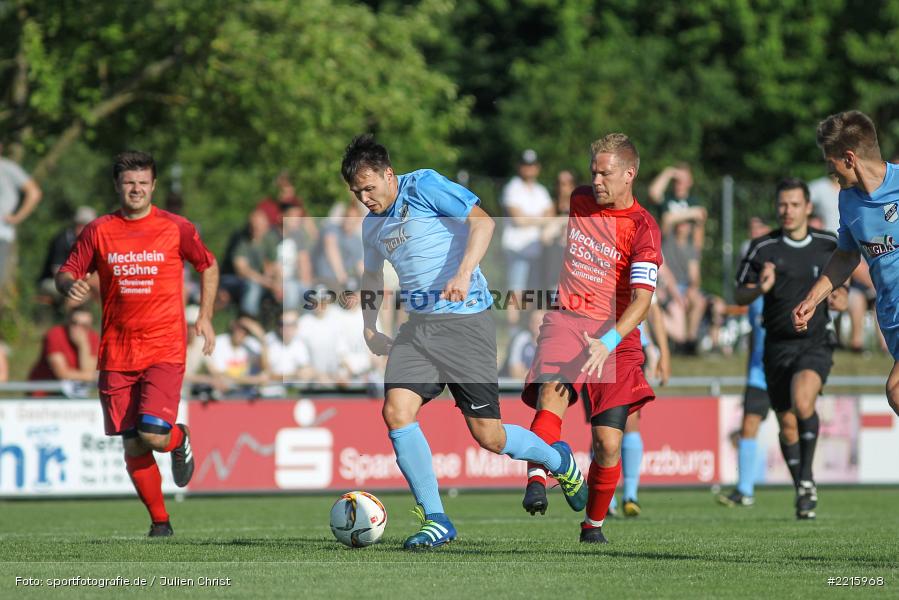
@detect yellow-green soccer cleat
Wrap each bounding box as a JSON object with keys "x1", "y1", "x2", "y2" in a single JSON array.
[{"x1": 549, "y1": 441, "x2": 588, "y2": 511}]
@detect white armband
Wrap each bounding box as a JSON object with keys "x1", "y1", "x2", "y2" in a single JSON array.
[{"x1": 630, "y1": 262, "x2": 658, "y2": 289}]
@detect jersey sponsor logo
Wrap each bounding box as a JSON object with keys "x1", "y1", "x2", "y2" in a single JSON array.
[
  {"x1": 106, "y1": 250, "x2": 165, "y2": 264},
  {"x1": 568, "y1": 227, "x2": 623, "y2": 261},
  {"x1": 630, "y1": 262, "x2": 658, "y2": 288},
  {"x1": 399, "y1": 202, "x2": 410, "y2": 222},
  {"x1": 884, "y1": 203, "x2": 898, "y2": 223},
  {"x1": 383, "y1": 229, "x2": 409, "y2": 254},
  {"x1": 859, "y1": 235, "x2": 898, "y2": 258}
]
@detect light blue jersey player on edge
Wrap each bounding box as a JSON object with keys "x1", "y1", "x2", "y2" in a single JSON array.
[
  {"x1": 794, "y1": 111, "x2": 899, "y2": 416},
  {"x1": 341, "y1": 134, "x2": 587, "y2": 550}
]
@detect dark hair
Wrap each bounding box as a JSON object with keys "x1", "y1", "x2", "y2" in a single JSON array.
[
  {"x1": 112, "y1": 151, "x2": 156, "y2": 181},
  {"x1": 816, "y1": 110, "x2": 881, "y2": 160},
  {"x1": 775, "y1": 177, "x2": 810, "y2": 202},
  {"x1": 341, "y1": 134, "x2": 391, "y2": 183}
]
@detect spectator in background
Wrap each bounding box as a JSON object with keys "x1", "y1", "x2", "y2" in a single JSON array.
[
  {"x1": 333, "y1": 288, "x2": 374, "y2": 385},
  {"x1": 279, "y1": 204, "x2": 314, "y2": 311},
  {"x1": 540, "y1": 170, "x2": 576, "y2": 292},
  {"x1": 231, "y1": 209, "x2": 281, "y2": 317},
  {"x1": 808, "y1": 174, "x2": 841, "y2": 234},
  {"x1": 206, "y1": 317, "x2": 269, "y2": 397},
  {"x1": 28, "y1": 307, "x2": 99, "y2": 382},
  {"x1": 314, "y1": 201, "x2": 364, "y2": 289},
  {"x1": 501, "y1": 309, "x2": 545, "y2": 379},
  {"x1": 501, "y1": 149, "x2": 554, "y2": 326},
  {"x1": 0, "y1": 143, "x2": 43, "y2": 288},
  {"x1": 38, "y1": 206, "x2": 98, "y2": 304},
  {"x1": 183, "y1": 304, "x2": 225, "y2": 400},
  {"x1": 649, "y1": 162, "x2": 707, "y2": 253},
  {"x1": 661, "y1": 220, "x2": 707, "y2": 354},
  {"x1": 265, "y1": 310, "x2": 315, "y2": 382},
  {"x1": 297, "y1": 287, "x2": 347, "y2": 384},
  {"x1": 258, "y1": 170, "x2": 302, "y2": 229}
]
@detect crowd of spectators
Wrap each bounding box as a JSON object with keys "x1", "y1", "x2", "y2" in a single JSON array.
[{"x1": 3, "y1": 151, "x2": 891, "y2": 396}]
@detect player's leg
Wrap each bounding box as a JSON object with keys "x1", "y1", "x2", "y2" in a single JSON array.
[
  {"x1": 100, "y1": 370, "x2": 173, "y2": 536},
  {"x1": 791, "y1": 370, "x2": 822, "y2": 520},
  {"x1": 138, "y1": 364, "x2": 193, "y2": 488},
  {"x1": 621, "y1": 410, "x2": 643, "y2": 516},
  {"x1": 775, "y1": 410, "x2": 800, "y2": 487},
  {"x1": 581, "y1": 405, "x2": 628, "y2": 544},
  {"x1": 719, "y1": 387, "x2": 768, "y2": 507},
  {"x1": 522, "y1": 381, "x2": 572, "y2": 514}
]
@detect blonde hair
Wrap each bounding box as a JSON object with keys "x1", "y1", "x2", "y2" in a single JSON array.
[
  {"x1": 590, "y1": 133, "x2": 640, "y2": 174},
  {"x1": 816, "y1": 110, "x2": 881, "y2": 160}
]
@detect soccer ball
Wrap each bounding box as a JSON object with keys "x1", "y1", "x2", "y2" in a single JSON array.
[{"x1": 329, "y1": 491, "x2": 387, "y2": 547}]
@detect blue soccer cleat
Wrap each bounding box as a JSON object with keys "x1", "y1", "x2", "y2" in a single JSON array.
[
  {"x1": 550, "y1": 441, "x2": 588, "y2": 512},
  {"x1": 403, "y1": 505, "x2": 457, "y2": 550}
]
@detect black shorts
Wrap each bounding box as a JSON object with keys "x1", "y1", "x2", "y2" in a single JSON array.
[
  {"x1": 762, "y1": 337, "x2": 834, "y2": 413},
  {"x1": 384, "y1": 310, "x2": 500, "y2": 418},
  {"x1": 743, "y1": 385, "x2": 771, "y2": 418}
]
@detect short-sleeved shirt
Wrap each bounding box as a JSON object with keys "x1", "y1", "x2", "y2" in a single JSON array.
[
  {"x1": 234, "y1": 230, "x2": 279, "y2": 274},
  {"x1": 315, "y1": 222, "x2": 364, "y2": 282},
  {"x1": 835, "y1": 162, "x2": 899, "y2": 331},
  {"x1": 557, "y1": 187, "x2": 662, "y2": 337},
  {"x1": 661, "y1": 192, "x2": 700, "y2": 214},
  {"x1": 59, "y1": 206, "x2": 215, "y2": 371},
  {"x1": 0, "y1": 157, "x2": 30, "y2": 242},
  {"x1": 362, "y1": 169, "x2": 492, "y2": 314},
  {"x1": 28, "y1": 325, "x2": 100, "y2": 380},
  {"x1": 208, "y1": 334, "x2": 263, "y2": 377},
  {"x1": 501, "y1": 176, "x2": 553, "y2": 253},
  {"x1": 264, "y1": 331, "x2": 311, "y2": 377},
  {"x1": 39, "y1": 227, "x2": 78, "y2": 281},
  {"x1": 736, "y1": 228, "x2": 837, "y2": 341}
]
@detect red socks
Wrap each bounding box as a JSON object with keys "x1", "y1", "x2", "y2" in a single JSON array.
[
  {"x1": 528, "y1": 410, "x2": 563, "y2": 484},
  {"x1": 583, "y1": 459, "x2": 622, "y2": 528},
  {"x1": 162, "y1": 424, "x2": 184, "y2": 453},
  {"x1": 125, "y1": 452, "x2": 169, "y2": 523}
]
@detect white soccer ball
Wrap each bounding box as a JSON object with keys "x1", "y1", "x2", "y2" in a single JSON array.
[{"x1": 329, "y1": 491, "x2": 387, "y2": 548}]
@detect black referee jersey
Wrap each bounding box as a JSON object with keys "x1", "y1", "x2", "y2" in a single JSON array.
[{"x1": 736, "y1": 228, "x2": 838, "y2": 342}]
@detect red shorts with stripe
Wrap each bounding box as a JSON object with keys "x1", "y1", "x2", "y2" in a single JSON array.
[
  {"x1": 98, "y1": 363, "x2": 185, "y2": 435},
  {"x1": 521, "y1": 311, "x2": 654, "y2": 418}
]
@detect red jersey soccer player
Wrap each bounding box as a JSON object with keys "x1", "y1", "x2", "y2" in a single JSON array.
[
  {"x1": 56, "y1": 151, "x2": 219, "y2": 537},
  {"x1": 521, "y1": 134, "x2": 662, "y2": 544}
]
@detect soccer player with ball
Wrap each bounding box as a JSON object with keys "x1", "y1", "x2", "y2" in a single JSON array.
[
  {"x1": 520, "y1": 134, "x2": 663, "y2": 544},
  {"x1": 341, "y1": 135, "x2": 587, "y2": 550},
  {"x1": 57, "y1": 151, "x2": 218, "y2": 537}
]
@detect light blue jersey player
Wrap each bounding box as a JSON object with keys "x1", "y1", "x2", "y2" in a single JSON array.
[
  {"x1": 795, "y1": 111, "x2": 899, "y2": 416},
  {"x1": 341, "y1": 134, "x2": 587, "y2": 550}
]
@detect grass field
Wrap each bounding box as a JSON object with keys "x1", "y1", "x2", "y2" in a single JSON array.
[{"x1": 1, "y1": 488, "x2": 897, "y2": 598}]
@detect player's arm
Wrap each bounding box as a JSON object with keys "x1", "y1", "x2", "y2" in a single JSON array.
[
  {"x1": 441, "y1": 205, "x2": 494, "y2": 302},
  {"x1": 582, "y1": 287, "x2": 653, "y2": 376},
  {"x1": 734, "y1": 241, "x2": 774, "y2": 306},
  {"x1": 55, "y1": 225, "x2": 96, "y2": 304},
  {"x1": 195, "y1": 260, "x2": 219, "y2": 355},
  {"x1": 362, "y1": 266, "x2": 392, "y2": 355},
  {"x1": 793, "y1": 248, "x2": 860, "y2": 331}
]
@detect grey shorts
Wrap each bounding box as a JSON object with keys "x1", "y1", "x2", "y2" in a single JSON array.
[{"x1": 384, "y1": 310, "x2": 500, "y2": 418}]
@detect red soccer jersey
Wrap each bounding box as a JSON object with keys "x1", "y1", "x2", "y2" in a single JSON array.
[
  {"x1": 59, "y1": 206, "x2": 215, "y2": 371},
  {"x1": 558, "y1": 186, "x2": 662, "y2": 325}
]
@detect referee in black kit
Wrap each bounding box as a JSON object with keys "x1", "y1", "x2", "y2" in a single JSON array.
[{"x1": 735, "y1": 178, "x2": 848, "y2": 520}]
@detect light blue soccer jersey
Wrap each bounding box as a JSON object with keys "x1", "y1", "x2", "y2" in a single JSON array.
[
  {"x1": 362, "y1": 169, "x2": 493, "y2": 314},
  {"x1": 746, "y1": 296, "x2": 767, "y2": 390},
  {"x1": 837, "y1": 162, "x2": 899, "y2": 356}
]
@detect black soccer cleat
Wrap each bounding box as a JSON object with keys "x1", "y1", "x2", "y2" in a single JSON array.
[
  {"x1": 717, "y1": 489, "x2": 755, "y2": 507},
  {"x1": 579, "y1": 526, "x2": 609, "y2": 544},
  {"x1": 522, "y1": 481, "x2": 548, "y2": 515},
  {"x1": 795, "y1": 481, "x2": 818, "y2": 520},
  {"x1": 171, "y1": 424, "x2": 194, "y2": 488},
  {"x1": 148, "y1": 521, "x2": 174, "y2": 537}
]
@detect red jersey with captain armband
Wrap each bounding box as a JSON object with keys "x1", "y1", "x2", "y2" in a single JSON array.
[
  {"x1": 59, "y1": 206, "x2": 215, "y2": 371},
  {"x1": 558, "y1": 186, "x2": 662, "y2": 346}
]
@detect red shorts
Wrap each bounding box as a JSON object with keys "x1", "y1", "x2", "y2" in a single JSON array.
[
  {"x1": 522, "y1": 311, "x2": 654, "y2": 418},
  {"x1": 98, "y1": 363, "x2": 185, "y2": 435}
]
